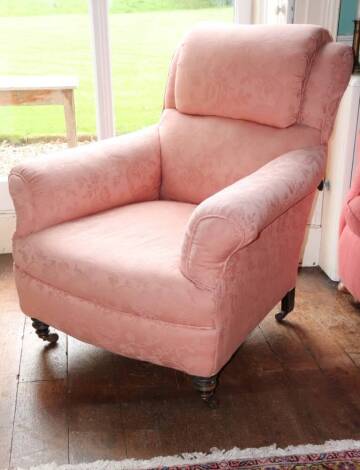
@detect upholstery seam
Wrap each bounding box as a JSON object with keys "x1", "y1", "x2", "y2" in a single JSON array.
[
  {"x1": 9, "y1": 171, "x2": 35, "y2": 235},
  {"x1": 297, "y1": 35, "x2": 325, "y2": 123},
  {"x1": 173, "y1": 41, "x2": 185, "y2": 110},
  {"x1": 212, "y1": 284, "x2": 223, "y2": 375},
  {"x1": 218, "y1": 188, "x2": 318, "y2": 290},
  {"x1": 210, "y1": 189, "x2": 317, "y2": 373},
  {"x1": 162, "y1": 46, "x2": 179, "y2": 111},
  {"x1": 156, "y1": 124, "x2": 163, "y2": 199},
  {"x1": 183, "y1": 148, "x2": 325, "y2": 291},
  {"x1": 186, "y1": 215, "x2": 245, "y2": 285},
  {"x1": 320, "y1": 48, "x2": 353, "y2": 143},
  {"x1": 15, "y1": 265, "x2": 216, "y2": 331},
  {"x1": 347, "y1": 198, "x2": 360, "y2": 223}
]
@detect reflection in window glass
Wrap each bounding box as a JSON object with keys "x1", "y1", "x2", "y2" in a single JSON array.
[
  {"x1": 0, "y1": 1, "x2": 95, "y2": 175},
  {"x1": 0, "y1": 1, "x2": 234, "y2": 176},
  {"x1": 110, "y1": 0, "x2": 234, "y2": 134}
]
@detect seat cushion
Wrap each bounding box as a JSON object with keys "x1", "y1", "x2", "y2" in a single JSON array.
[{"x1": 13, "y1": 201, "x2": 215, "y2": 328}]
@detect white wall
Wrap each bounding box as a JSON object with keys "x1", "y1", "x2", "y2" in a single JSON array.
[
  {"x1": 0, "y1": 175, "x2": 15, "y2": 254},
  {"x1": 319, "y1": 77, "x2": 360, "y2": 280}
]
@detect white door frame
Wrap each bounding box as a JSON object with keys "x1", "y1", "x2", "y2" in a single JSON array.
[
  {"x1": 293, "y1": 0, "x2": 341, "y2": 38},
  {"x1": 234, "y1": 0, "x2": 253, "y2": 23},
  {"x1": 89, "y1": 0, "x2": 115, "y2": 140}
]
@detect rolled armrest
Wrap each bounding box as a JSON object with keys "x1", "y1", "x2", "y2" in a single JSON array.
[
  {"x1": 9, "y1": 125, "x2": 161, "y2": 237},
  {"x1": 181, "y1": 146, "x2": 325, "y2": 290}
]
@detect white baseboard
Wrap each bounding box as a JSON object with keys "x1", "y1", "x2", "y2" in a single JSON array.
[
  {"x1": 0, "y1": 175, "x2": 15, "y2": 253},
  {"x1": 301, "y1": 225, "x2": 321, "y2": 267}
]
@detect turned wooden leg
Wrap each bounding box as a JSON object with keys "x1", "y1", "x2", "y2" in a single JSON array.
[
  {"x1": 31, "y1": 318, "x2": 59, "y2": 344},
  {"x1": 191, "y1": 374, "x2": 219, "y2": 408},
  {"x1": 275, "y1": 288, "x2": 295, "y2": 322}
]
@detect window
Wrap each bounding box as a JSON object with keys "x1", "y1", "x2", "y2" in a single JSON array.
[{"x1": 109, "y1": 0, "x2": 234, "y2": 134}]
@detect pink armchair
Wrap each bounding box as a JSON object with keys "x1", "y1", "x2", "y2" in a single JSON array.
[
  {"x1": 339, "y1": 141, "x2": 360, "y2": 303},
  {"x1": 9, "y1": 24, "x2": 352, "y2": 406}
]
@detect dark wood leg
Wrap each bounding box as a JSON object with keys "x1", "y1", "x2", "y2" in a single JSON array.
[
  {"x1": 275, "y1": 288, "x2": 295, "y2": 322},
  {"x1": 191, "y1": 374, "x2": 219, "y2": 408},
  {"x1": 31, "y1": 318, "x2": 59, "y2": 344}
]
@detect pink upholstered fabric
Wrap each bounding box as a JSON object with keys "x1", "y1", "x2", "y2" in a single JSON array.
[
  {"x1": 14, "y1": 268, "x2": 218, "y2": 376},
  {"x1": 344, "y1": 196, "x2": 360, "y2": 237},
  {"x1": 339, "y1": 226, "x2": 360, "y2": 301},
  {"x1": 10, "y1": 24, "x2": 352, "y2": 378},
  {"x1": 9, "y1": 126, "x2": 161, "y2": 238},
  {"x1": 173, "y1": 23, "x2": 331, "y2": 127},
  {"x1": 13, "y1": 201, "x2": 216, "y2": 328},
  {"x1": 339, "y1": 144, "x2": 360, "y2": 300},
  {"x1": 13, "y1": 193, "x2": 313, "y2": 377},
  {"x1": 163, "y1": 47, "x2": 179, "y2": 109},
  {"x1": 299, "y1": 42, "x2": 353, "y2": 143},
  {"x1": 181, "y1": 147, "x2": 325, "y2": 289},
  {"x1": 214, "y1": 193, "x2": 314, "y2": 372},
  {"x1": 159, "y1": 109, "x2": 321, "y2": 203}
]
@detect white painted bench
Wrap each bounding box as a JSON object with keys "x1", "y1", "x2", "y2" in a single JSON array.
[{"x1": 0, "y1": 76, "x2": 79, "y2": 147}]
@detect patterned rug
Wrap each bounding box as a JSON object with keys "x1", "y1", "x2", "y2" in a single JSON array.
[
  {"x1": 19, "y1": 440, "x2": 360, "y2": 470},
  {"x1": 145, "y1": 449, "x2": 360, "y2": 469}
]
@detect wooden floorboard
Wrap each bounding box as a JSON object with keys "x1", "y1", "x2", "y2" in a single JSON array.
[
  {"x1": 2, "y1": 253, "x2": 360, "y2": 468},
  {"x1": 0, "y1": 255, "x2": 24, "y2": 470},
  {"x1": 19, "y1": 317, "x2": 67, "y2": 383},
  {"x1": 10, "y1": 381, "x2": 68, "y2": 469}
]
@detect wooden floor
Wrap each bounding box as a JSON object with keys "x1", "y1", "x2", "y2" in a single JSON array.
[{"x1": 2, "y1": 254, "x2": 360, "y2": 469}]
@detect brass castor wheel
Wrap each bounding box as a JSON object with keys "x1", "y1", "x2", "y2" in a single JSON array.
[
  {"x1": 191, "y1": 375, "x2": 219, "y2": 408},
  {"x1": 31, "y1": 318, "x2": 59, "y2": 344}
]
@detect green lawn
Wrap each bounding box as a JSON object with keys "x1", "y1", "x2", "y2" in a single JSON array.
[
  {"x1": 0, "y1": 0, "x2": 232, "y2": 16},
  {"x1": 0, "y1": 7, "x2": 232, "y2": 140}
]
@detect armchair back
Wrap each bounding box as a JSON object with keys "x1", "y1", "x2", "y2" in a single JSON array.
[{"x1": 159, "y1": 23, "x2": 352, "y2": 204}]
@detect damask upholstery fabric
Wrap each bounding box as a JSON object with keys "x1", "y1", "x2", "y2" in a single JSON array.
[
  {"x1": 9, "y1": 24, "x2": 352, "y2": 378},
  {"x1": 299, "y1": 42, "x2": 353, "y2": 143},
  {"x1": 213, "y1": 194, "x2": 314, "y2": 373},
  {"x1": 173, "y1": 23, "x2": 331, "y2": 128},
  {"x1": 9, "y1": 126, "x2": 161, "y2": 238},
  {"x1": 339, "y1": 145, "x2": 360, "y2": 301},
  {"x1": 13, "y1": 194, "x2": 314, "y2": 376},
  {"x1": 180, "y1": 147, "x2": 325, "y2": 290},
  {"x1": 14, "y1": 268, "x2": 218, "y2": 376},
  {"x1": 163, "y1": 48, "x2": 179, "y2": 110},
  {"x1": 13, "y1": 201, "x2": 216, "y2": 328},
  {"x1": 159, "y1": 109, "x2": 321, "y2": 203},
  {"x1": 344, "y1": 196, "x2": 360, "y2": 237},
  {"x1": 339, "y1": 227, "x2": 360, "y2": 302}
]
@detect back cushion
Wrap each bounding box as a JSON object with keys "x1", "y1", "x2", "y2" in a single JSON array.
[
  {"x1": 160, "y1": 109, "x2": 321, "y2": 203},
  {"x1": 174, "y1": 23, "x2": 331, "y2": 128}
]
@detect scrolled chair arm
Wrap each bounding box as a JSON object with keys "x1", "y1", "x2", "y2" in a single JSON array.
[
  {"x1": 9, "y1": 125, "x2": 161, "y2": 238},
  {"x1": 180, "y1": 146, "x2": 326, "y2": 290}
]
